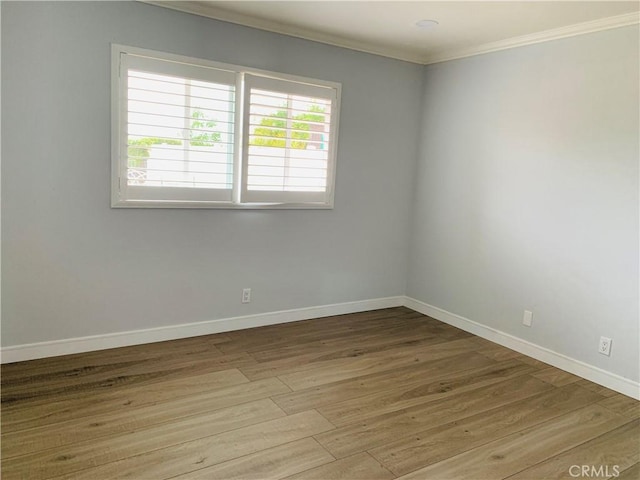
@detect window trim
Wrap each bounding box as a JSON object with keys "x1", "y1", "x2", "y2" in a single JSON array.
[{"x1": 111, "y1": 44, "x2": 341, "y2": 209}]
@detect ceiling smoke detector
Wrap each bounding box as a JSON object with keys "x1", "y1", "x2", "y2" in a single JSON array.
[{"x1": 415, "y1": 19, "x2": 439, "y2": 30}]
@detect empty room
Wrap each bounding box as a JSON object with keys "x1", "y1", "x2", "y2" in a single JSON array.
[{"x1": 1, "y1": 1, "x2": 639, "y2": 479}]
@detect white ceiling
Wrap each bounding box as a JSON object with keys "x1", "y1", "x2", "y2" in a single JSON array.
[{"x1": 144, "y1": 1, "x2": 640, "y2": 64}]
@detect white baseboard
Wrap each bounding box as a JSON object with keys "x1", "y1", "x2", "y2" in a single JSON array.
[
  {"x1": 0, "y1": 296, "x2": 404, "y2": 364},
  {"x1": 404, "y1": 296, "x2": 640, "y2": 400}
]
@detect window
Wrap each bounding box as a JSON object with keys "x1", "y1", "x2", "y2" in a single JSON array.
[{"x1": 111, "y1": 45, "x2": 340, "y2": 208}]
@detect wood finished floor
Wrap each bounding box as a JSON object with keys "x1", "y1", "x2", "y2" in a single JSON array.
[{"x1": 1, "y1": 307, "x2": 638, "y2": 480}]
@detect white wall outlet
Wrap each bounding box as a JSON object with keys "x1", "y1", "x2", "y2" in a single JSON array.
[
  {"x1": 522, "y1": 310, "x2": 533, "y2": 327},
  {"x1": 242, "y1": 288, "x2": 251, "y2": 304},
  {"x1": 598, "y1": 336, "x2": 612, "y2": 356}
]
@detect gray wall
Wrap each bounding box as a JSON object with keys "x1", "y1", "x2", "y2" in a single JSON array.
[
  {"x1": 1, "y1": 1, "x2": 422, "y2": 345},
  {"x1": 2, "y1": 2, "x2": 638, "y2": 385},
  {"x1": 407, "y1": 26, "x2": 640, "y2": 382}
]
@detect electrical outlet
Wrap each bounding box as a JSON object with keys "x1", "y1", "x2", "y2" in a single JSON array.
[
  {"x1": 242, "y1": 288, "x2": 251, "y2": 304},
  {"x1": 598, "y1": 336, "x2": 612, "y2": 356},
  {"x1": 522, "y1": 310, "x2": 533, "y2": 327}
]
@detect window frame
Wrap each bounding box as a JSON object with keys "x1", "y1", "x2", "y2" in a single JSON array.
[{"x1": 111, "y1": 44, "x2": 341, "y2": 209}]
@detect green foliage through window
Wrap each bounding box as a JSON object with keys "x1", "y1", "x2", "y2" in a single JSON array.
[
  {"x1": 251, "y1": 105, "x2": 325, "y2": 149},
  {"x1": 128, "y1": 109, "x2": 221, "y2": 168},
  {"x1": 128, "y1": 137, "x2": 181, "y2": 168},
  {"x1": 190, "y1": 110, "x2": 222, "y2": 146}
]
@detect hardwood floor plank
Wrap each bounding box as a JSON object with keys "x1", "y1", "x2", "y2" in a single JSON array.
[
  {"x1": 574, "y1": 380, "x2": 618, "y2": 397},
  {"x1": 1, "y1": 368, "x2": 249, "y2": 433},
  {"x1": 467, "y1": 338, "x2": 549, "y2": 368},
  {"x1": 242, "y1": 324, "x2": 469, "y2": 381},
  {"x1": 617, "y1": 462, "x2": 640, "y2": 479},
  {"x1": 243, "y1": 333, "x2": 473, "y2": 382},
  {"x1": 2, "y1": 378, "x2": 290, "y2": 458},
  {"x1": 250, "y1": 318, "x2": 467, "y2": 363},
  {"x1": 1, "y1": 352, "x2": 256, "y2": 406},
  {"x1": 220, "y1": 309, "x2": 424, "y2": 354},
  {"x1": 284, "y1": 452, "x2": 394, "y2": 480},
  {"x1": 1, "y1": 307, "x2": 627, "y2": 480},
  {"x1": 54, "y1": 410, "x2": 335, "y2": 480},
  {"x1": 509, "y1": 354, "x2": 549, "y2": 368},
  {"x1": 226, "y1": 307, "x2": 419, "y2": 338},
  {"x1": 507, "y1": 419, "x2": 639, "y2": 479},
  {"x1": 467, "y1": 336, "x2": 497, "y2": 347},
  {"x1": 475, "y1": 343, "x2": 524, "y2": 362},
  {"x1": 369, "y1": 383, "x2": 604, "y2": 476},
  {"x1": 1, "y1": 399, "x2": 286, "y2": 480},
  {"x1": 238, "y1": 318, "x2": 448, "y2": 360},
  {"x1": 272, "y1": 351, "x2": 494, "y2": 414},
  {"x1": 224, "y1": 308, "x2": 410, "y2": 343},
  {"x1": 531, "y1": 367, "x2": 581, "y2": 386},
  {"x1": 314, "y1": 375, "x2": 552, "y2": 458},
  {"x1": 597, "y1": 393, "x2": 640, "y2": 419},
  {"x1": 278, "y1": 338, "x2": 477, "y2": 391},
  {"x1": 319, "y1": 359, "x2": 536, "y2": 426},
  {"x1": 171, "y1": 438, "x2": 335, "y2": 480},
  {"x1": 1, "y1": 348, "x2": 244, "y2": 399},
  {"x1": 0, "y1": 334, "x2": 229, "y2": 382},
  {"x1": 394, "y1": 405, "x2": 629, "y2": 480}
]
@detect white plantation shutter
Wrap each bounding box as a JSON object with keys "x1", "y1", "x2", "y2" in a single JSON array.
[
  {"x1": 118, "y1": 52, "x2": 236, "y2": 204},
  {"x1": 113, "y1": 45, "x2": 341, "y2": 208},
  {"x1": 241, "y1": 74, "x2": 339, "y2": 205}
]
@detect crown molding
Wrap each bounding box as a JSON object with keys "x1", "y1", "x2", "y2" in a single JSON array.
[
  {"x1": 421, "y1": 11, "x2": 640, "y2": 65},
  {"x1": 140, "y1": 2, "x2": 639, "y2": 66},
  {"x1": 140, "y1": 0, "x2": 425, "y2": 64}
]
